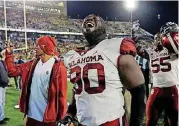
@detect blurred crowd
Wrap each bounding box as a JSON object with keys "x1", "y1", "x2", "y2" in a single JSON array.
[
  {"x1": 0, "y1": 0, "x2": 148, "y2": 61},
  {"x1": 0, "y1": 7, "x2": 131, "y2": 34},
  {"x1": 0, "y1": 5, "x2": 133, "y2": 61},
  {"x1": 0, "y1": 31, "x2": 86, "y2": 61}
]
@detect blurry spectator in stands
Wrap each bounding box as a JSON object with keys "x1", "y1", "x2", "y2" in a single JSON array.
[
  {"x1": 5, "y1": 36, "x2": 67, "y2": 126},
  {"x1": 17, "y1": 55, "x2": 24, "y2": 64},
  {"x1": 13, "y1": 77, "x2": 18, "y2": 89},
  {"x1": 0, "y1": 50, "x2": 9, "y2": 124},
  {"x1": 16, "y1": 55, "x2": 24, "y2": 90},
  {"x1": 13, "y1": 56, "x2": 19, "y2": 89}
]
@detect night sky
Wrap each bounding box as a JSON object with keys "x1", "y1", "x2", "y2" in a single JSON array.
[{"x1": 67, "y1": 1, "x2": 178, "y2": 35}]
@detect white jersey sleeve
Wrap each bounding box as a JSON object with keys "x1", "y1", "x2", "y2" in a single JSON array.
[
  {"x1": 99, "y1": 38, "x2": 136, "y2": 68},
  {"x1": 63, "y1": 50, "x2": 78, "y2": 69}
]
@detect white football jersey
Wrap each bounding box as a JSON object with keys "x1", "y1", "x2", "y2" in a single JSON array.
[
  {"x1": 64, "y1": 38, "x2": 129, "y2": 126},
  {"x1": 146, "y1": 47, "x2": 178, "y2": 87}
]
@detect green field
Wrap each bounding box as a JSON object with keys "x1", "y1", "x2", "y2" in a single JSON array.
[
  {"x1": 2, "y1": 79, "x2": 165, "y2": 126},
  {"x1": 2, "y1": 80, "x2": 73, "y2": 126}
]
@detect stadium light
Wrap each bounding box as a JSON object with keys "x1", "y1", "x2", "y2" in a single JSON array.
[
  {"x1": 124, "y1": 0, "x2": 137, "y2": 37},
  {"x1": 126, "y1": 0, "x2": 136, "y2": 10}
]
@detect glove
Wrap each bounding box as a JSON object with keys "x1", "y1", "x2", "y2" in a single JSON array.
[
  {"x1": 56, "y1": 116, "x2": 79, "y2": 126},
  {"x1": 56, "y1": 116, "x2": 73, "y2": 126}
]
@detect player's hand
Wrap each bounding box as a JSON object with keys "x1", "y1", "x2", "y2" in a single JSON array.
[
  {"x1": 56, "y1": 122, "x2": 74, "y2": 126},
  {"x1": 56, "y1": 116, "x2": 73, "y2": 126},
  {"x1": 56, "y1": 115, "x2": 79, "y2": 126},
  {"x1": 5, "y1": 41, "x2": 13, "y2": 54},
  {"x1": 69, "y1": 123, "x2": 74, "y2": 126}
]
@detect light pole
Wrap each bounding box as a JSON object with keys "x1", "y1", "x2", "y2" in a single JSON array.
[{"x1": 125, "y1": 0, "x2": 136, "y2": 37}]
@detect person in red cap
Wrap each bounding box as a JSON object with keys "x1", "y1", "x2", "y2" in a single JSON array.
[{"x1": 5, "y1": 36, "x2": 67, "y2": 126}]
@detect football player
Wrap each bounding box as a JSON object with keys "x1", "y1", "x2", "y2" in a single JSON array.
[
  {"x1": 136, "y1": 22, "x2": 178, "y2": 126},
  {"x1": 60, "y1": 14, "x2": 146, "y2": 126}
]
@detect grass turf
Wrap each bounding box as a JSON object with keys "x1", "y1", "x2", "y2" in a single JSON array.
[
  {"x1": 3, "y1": 79, "x2": 165, "y2": 126},
  {"x1": 2, "y1": 79, "x2": 73, "y2": 126}
]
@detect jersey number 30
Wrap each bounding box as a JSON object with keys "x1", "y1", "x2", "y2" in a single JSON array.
[
  {"x1": 70, "y1": 63, "x2": 105, "y2": 95},
  {"x1": 151, "y1": 56, "x2": 171, "y2": 73}
]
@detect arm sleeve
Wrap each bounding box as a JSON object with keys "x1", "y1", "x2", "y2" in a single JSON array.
[
  {"x1": 5, "y1": 54, "x2": 23, "y2": 77},
  {"x1": 63, "y1": 50, "x2": 77, "y2": 69},
  {"x1": 58, "y1": 62, "x2": 68, "y2": 120}
]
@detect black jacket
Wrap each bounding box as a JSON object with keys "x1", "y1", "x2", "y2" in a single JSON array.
[{"x1": 0, "y1": 60, "x2": 9, "y2": 88}]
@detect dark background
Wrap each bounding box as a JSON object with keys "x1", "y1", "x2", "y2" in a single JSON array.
[{"x1": 67, "y1": 1, "x2": 178, "y2": 34}]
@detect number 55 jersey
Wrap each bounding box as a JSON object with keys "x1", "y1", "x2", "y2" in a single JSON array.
[
  {"x1": 147, "y1": 47, "x2": 178, "y2": 87},
  {"x1": 63, "y1": 38, "x2": 136, "y2": 126}
]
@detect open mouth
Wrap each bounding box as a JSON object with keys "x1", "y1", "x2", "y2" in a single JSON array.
[{"x1": 85, "y1": 22, "x2": 94, "y2": 28}]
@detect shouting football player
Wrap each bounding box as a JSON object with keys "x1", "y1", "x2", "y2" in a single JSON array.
[
  {"x1": 136, "y1": 22, "x2": 178, "y2": 126},
  {"x1": 60, "y1": 14, "x2": 146, "y2": 126}
]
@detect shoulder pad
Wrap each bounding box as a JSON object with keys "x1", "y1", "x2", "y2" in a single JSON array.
[{"x1": 120, "y1": 38, "x2": 137, "y2": 57}]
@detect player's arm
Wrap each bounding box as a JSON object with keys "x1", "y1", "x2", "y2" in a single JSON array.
[
  {"x1": 67, "y1": 90, "x2": 77, "y2": 117},
  {"x1": 118, "y1": 54, "x2": 146, "y2": 126},
  {"x1": 5, "y1": 45, "x2": 23, "y2": 77}
]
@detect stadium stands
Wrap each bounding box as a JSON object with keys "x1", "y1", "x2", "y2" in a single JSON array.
[{"x1": 0, "y1": 0, "x2": 153, "y2": 59}]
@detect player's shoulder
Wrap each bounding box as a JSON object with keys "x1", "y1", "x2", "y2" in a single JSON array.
[
  {"x1": 99, "y1": 37, "x2": 134, "y2": 48},
  {"x1": 120, "y1": 38, "x2": 136, "y2": 56},
  {"x1": 146, "y1": 47, "x2": 156, "y2": 55},
  {"x1": 98, "y1": 37, "x2": 136, "y2": 56},
  {"x1": 63, "y1": 50, "x2": 78, "y2": 64},
  {"x1": 98, "y1": 38, "x2": 122, "y2": 46},
  {"x1": 95, "y1": 38, "x2": 123, "y2": 52},
  {"x1": 63, "y1": 50, "x2": 78, "y2": 58},
  {"x1": 162, "y1": 47, "x2": 169, "y2": 53},
  {"x1": 103, "y1": 38, "x2": 123, "y2": 44},
  {"x1": 62, "y1": 50, "x2": 77, "y2": 68},
  {"x1": 120, "y1": 37, "x2": 136, "y2": 48},
  {"x1": 158, "y1": 47, "x2": 169, "y2": 57}
]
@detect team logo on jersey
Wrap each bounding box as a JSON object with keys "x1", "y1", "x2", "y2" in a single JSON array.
[
  {"x1": 46, "y1": 71, "x2": 49, "y2": 75},
  {"x1": 70, "y1": 56, "x2": 74, "y2": 60},
  {"x1": 93, "y1": 50, "x2": 98, "y2": 55},
  {"x1": 69, "y1": 55, "x2": 104, "y2": 67}
]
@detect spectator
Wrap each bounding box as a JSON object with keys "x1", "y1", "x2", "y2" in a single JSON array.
[
  {"x1": 5, "y1": 36, "x2": 67, "y2": 126},
  {"x1": 0, "y1": 50, "x2": 9, "y2": 124},
  {"x1": 16, "y1": 55, "x2": 25, "y2": 90}
]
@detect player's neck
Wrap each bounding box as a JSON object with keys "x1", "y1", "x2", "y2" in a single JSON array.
[
  {"x1": 40, "y1": 54, "x2": 53, "y2": 63},
  {"x1": 87, "y1": 33, "x2": 107, "y2": 46}
]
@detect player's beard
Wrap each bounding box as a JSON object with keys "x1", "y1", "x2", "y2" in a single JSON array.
[{"x1": 83, "y1": 27, "x2": 107, "y2": 47}]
